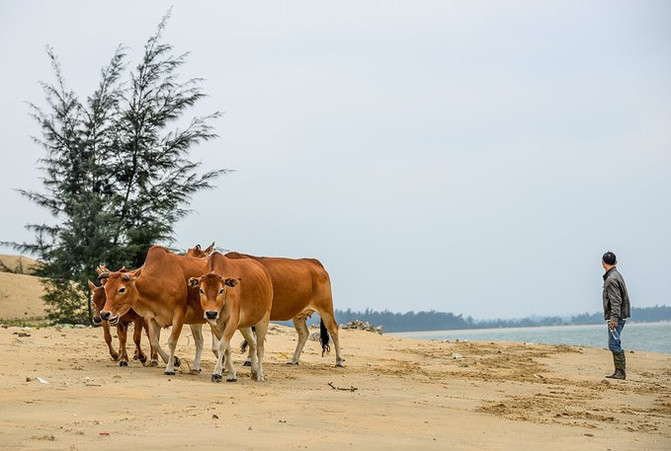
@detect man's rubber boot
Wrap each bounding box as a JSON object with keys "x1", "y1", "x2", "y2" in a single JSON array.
[{"x1": 606, "y1": 351, "x2": 626, "y2": 380}]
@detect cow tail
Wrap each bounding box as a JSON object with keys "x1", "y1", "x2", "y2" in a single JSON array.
[{"x1": 320, "y1": 319, "x2": 331, "y2": 356}]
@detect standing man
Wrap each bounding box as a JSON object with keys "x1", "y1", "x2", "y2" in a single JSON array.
[{"x1": 602, "y1": 251, "x2": 631, "y2": 380}]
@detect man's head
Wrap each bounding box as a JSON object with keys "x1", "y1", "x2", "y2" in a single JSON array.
[{"x1": 602, "y1": 251, "x2": 617, "y2": 270}]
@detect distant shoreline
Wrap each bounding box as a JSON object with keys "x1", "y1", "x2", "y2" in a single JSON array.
[
  {"x1": 390, "y1": 320, "x2": 671, "y2": 336},
  {"x1": 390, "y1": 321, "x2": 671, "y2": 354}
]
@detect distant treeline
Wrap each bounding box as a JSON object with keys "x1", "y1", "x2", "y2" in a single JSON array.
[{"x1": 299, "y1": 305, "x2": 671, "y2": 333}]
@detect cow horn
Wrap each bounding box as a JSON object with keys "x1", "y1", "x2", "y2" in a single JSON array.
[{"x1": 97, "y1": 272, "x2": 110, "y2": 280}]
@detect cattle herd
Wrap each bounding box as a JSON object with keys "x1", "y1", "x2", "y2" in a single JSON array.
[{"x1": 89, "y1": 243, "x2": 344, "y2": 383}]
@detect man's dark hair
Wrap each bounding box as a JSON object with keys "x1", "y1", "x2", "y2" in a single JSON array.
[{"x1": 602, "y1": 251, "x2": 617, "y2": 266}]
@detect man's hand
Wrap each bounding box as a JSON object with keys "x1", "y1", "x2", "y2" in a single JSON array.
[{"x1": 609, "y1": 319, "x2": 617, "y2": 330}]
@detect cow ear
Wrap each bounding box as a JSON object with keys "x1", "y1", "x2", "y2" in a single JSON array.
[
  {"x1": 87, "y1": 280, "x2": 97, "y2": 291},
  {"x1": 188, "y1": 277, "x2": 200, "y2": 288},
  {"x1": 203, "y1": 242, "x2": 215, "y2": 255},
  {"x1": 225, "y1": 277, "x2": 241, "y2": 287}
]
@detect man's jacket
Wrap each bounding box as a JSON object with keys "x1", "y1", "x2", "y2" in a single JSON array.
[{"x1": 602, "y1": 267, "x2": 631, "y2": 321}]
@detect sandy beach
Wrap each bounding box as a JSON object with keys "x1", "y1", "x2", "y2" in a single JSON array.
[
  {"x1": 0, "y1": 321, "x2": 669, "y2": 450},
  {"x1": 0, "y1": 254, "x2": 670, "y2": 450}
]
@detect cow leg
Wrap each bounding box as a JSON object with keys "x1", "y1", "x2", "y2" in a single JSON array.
[
  {"x1": 149, "y1": 318, "x2": 169, "y2": 367},
  {"x1": 213, "y1": 324, "x2": 237, "y2": 382},
  {"x1": 145, "y1": 319, "x2": 164, "y2": 365},
  {"x1": 242, "y1": 328, "x2": 255, "y2": 366},
  {"x1": 252, "y1": 313, "x2": 270, "y2": 381},
  {"x1": 319, "y1": 310, "x2": 344, "y2": 367},
  {"x1": 102, "y1": 321, "x2": 119, "y2": 361},
  {"x1": 117, "y1": 323, "x2": 129, "y2": 367},
  {"x1": 288, "y1": 316, "x2": 310, "y2": 365},
  {"x1": 239, "y1": 327, "x2": 258, "y2": 377},
  {"x1": 164, "y1": 314, "x2": 185, "y2": 376},
  {"x1": 207, "y1": 325, "x2": 229, "y2": 374},
  {"x1": 210, "y1": 330, "x2": 220, "y2": 358},
  {"x1": 189, "y1": 324, "x2": 204, "y2": 373},
  {"x1": 223, "y1": 342, "x2": 234, "y2": 378},
  {"x1": 132, "y1": 318, "x2": 147, "y2": 363}
]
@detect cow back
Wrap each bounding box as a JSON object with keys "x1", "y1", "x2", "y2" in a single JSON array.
[
  {"x1": 133, "y1": 246, "x2": 208, "y2": 325},
  {"x1": 208, "y1": 252, "x2": 273, "y2": 327},
  {"x1": 225, "y1": 252, "x2": 332, "y2": 321}
]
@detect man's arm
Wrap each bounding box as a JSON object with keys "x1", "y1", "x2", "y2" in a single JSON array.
[{"x1": 606, "y1": 280, "x2": 622, "y2": 328}]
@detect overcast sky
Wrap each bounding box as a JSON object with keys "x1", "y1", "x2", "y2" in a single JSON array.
[{"x1": 1, "y1": 1, "x2": 669, "y2": 320}]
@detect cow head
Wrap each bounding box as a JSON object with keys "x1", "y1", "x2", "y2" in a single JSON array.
[
  {"x1": 185, "y1": 242, "x2": 216, "y2": 258},
  {"x1": 188, "y1": 272, "x2": 240, "y2": 322},
  {"x1": 88, "y1": 280, "x2": 106, "y2": 326},
  {"x1": 100, "y1": 270, "x2": 141, "y2": 325}
]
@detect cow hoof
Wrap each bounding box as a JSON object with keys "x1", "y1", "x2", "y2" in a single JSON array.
[
  {"x1": 164, "y1": 371, "x2": 175, "y2": 376},
  {"x1": 190, "y1": 369, "x2": 202, "y2": 375},
  {"x1": 119, "y1": 361, "x2": 128, "y2": 367},
  {"x1": 226, "y1": 377, "x2": 237, "y2": 383},
  {"x1": 111, "y1": 354, "x2": 120, "y2": 361},
  {"x1": 138, "y1": 355, "x2": 147, "y2": 363},
  {"x1": 243, "y1": 361, "x2": 252, "y2": 367},
  {"x1": 173, "y1": 357, "x2": 181, "y2": 368},
  {"x1": 150, "y1": 360, "x2": 159, "y2": 367},
  {"x1": 211, "y1": 374, "x2": 222, "y2": 382},
  {"x1": 286, "y1": 361, "x2": 299, "y2": 366}
]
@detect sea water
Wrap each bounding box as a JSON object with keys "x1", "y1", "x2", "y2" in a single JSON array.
[{"x1": 391, "y1": 321, "x2": 671, "y2": 354}]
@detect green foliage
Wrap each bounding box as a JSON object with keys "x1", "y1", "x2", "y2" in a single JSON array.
[
  {"x1": 41, "y1": 278, "x2": 89, "y2": 325},
  {"x1": 7, "y1": 10, "x2": 225, "y2": 324},
  {"x1": 331, "y1": 309, "x2": 473, "y2": 332}
]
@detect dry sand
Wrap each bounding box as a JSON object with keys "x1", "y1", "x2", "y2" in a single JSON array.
[
  {"x1": 0, "y1": 258, "x2": 670, "y2": 450},
  {"x1": 0, "y1": 255, "x2": 46, "y2": 322}
]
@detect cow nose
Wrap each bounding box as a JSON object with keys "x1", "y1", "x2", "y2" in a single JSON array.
[
  {"x1": 205, "y1": 311, "x2": 218, "y2": 320},
  {"x1": 101, "y1": 311, "x2": 111, "y2": 321},
  {"x1": 92, "y1": 316, "x2": 102, "y2": 325}
]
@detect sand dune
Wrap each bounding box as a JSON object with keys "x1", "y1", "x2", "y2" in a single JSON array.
[{"x1": 0, "y1": 254, "x2": 46, "y2": 322}]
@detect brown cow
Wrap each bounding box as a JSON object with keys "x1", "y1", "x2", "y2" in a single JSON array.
[
  {"x1": 226, "y1": 251, "x2": 344, "y2": 367},
  {"x1": 189, "y1": 252, "x2": 273, "y2": 382},
  {"x1": 100, "y1": 246, "x2": 210, "y2": 375},
  {"x1": 88, "y1": 279, "x2": 153, "y2": 366}
]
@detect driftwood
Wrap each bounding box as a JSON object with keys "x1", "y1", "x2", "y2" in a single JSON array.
[{"x1": 328, "y1": 382, "x2": 358, "y2": 392}]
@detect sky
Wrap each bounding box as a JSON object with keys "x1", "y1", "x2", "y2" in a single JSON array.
[{"x1": 1, "y1": 1, "x2": 670, "y2": 320}]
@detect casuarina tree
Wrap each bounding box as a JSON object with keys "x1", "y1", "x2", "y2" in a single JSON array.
[{"x1": 9, "y1": 10, "x2": 225, "y2": 324}]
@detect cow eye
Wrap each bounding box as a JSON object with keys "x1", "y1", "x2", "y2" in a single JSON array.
[
  {"x1": 119, "y1": 287, "x2": 126, "y2": 293},
  {"x1": 199, "y1": 288, "x2": 204, "y2": 295},
  {"x1": 219, "y1": 288, "x2": 225, "y2": 295}
]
